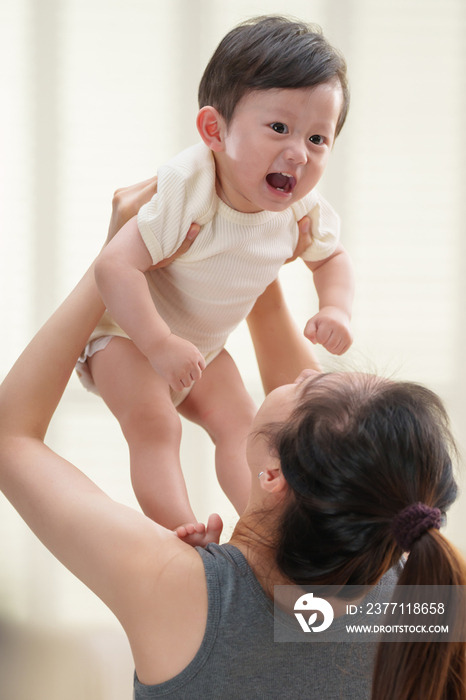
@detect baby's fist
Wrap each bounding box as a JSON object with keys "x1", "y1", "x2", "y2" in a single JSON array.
[
  {"x1": 304, "y1": 306, "x2": 353, "y2": 356},
  {"x1": 149, "y1": 334, "x2": 206, "y2": 392}
]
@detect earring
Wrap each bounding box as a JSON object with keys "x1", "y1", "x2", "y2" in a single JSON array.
[{"x1": 258, "y1": 471, "x2": 264, "y2": 479}]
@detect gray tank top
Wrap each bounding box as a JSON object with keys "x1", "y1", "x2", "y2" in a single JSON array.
[{"x1": 134, "y1": 543, "x2": 400, "y2": 699}]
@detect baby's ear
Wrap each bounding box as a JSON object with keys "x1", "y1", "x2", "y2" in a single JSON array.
[{"x1": 196, "y1": 106, "x2": 226, "y2": 152}]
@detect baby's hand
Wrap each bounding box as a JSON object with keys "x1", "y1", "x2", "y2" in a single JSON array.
[
  {"x1": 304, "y1": 306, "x2": 353, "y2": 356},
  {"x1": 149, "y1": 334, "x2": 206, "y2": 391}
]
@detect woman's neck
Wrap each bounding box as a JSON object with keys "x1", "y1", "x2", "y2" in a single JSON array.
[
  {"x1": 228, "y1": 507, "x2": 291, "y2": 596},
  {"x1": 229, "y1": 510, "x2": 367, "y2": 618}
]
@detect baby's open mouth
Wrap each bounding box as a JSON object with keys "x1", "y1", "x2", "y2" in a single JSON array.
[{"x1": 266, "y1": 172, "x2": 296, "y2": 193}]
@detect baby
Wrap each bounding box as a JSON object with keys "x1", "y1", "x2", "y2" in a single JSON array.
[{"x1": 77, "y1": 16, "x2": 354, "y2": 544}]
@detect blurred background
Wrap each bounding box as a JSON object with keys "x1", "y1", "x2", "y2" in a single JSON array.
[{"x1": 0, "y1": 0, "x2": 465, "y2": 697}]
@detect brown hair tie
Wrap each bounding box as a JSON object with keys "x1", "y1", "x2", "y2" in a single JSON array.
[{"x1": 391, "y1": 503, "x2": 442, "y2": 551}]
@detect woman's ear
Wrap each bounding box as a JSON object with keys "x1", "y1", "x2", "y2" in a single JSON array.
[
  {"x1": 196, "y1": 106, "x2": 226, "y2": 152},
  {"x1": 260, "y1": 467, "x2": 288, "y2": 495}
]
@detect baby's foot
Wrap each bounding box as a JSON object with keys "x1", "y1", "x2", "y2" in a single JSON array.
[
  {"x1": 175, "y1": 513, "x2": 223, "y2": 547},
  {"x1": 174, "y1": 521, "x2": 206, "y2": 546}
]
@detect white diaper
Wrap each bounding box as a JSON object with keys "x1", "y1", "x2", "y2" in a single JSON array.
[
  {"x1": 76, "y1": 336, "x2": 115, "y2": 395},
  {"x1": 76, "y1": 336, "x2": 223, "y2": 408}
]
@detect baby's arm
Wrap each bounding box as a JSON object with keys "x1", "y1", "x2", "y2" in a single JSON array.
[
  {"x1": 94, "y1": 216, "x2": 205, "y2": 390},
  {"x1": 304, "y1": 242, "x2": 355, "y2": 356}
]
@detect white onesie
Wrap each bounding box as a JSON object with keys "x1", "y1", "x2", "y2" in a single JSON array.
[{"x1": 77, "y1": 142, "x2": 340, "y2": 404}]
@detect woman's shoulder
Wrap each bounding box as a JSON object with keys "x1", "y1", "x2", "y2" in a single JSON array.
[{"x1": 124, "y1": 536, "x2": 209, "y2": 685}]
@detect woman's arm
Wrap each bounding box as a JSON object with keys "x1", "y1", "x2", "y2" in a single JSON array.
[
  {"x1": 246, "y1": 217, "x2": 323, "y2": 394},
  {"x1": 246, "y1": 277, "x2": 322, "y2": 395},
  {"x1": 0, "y1": 261, "x2": 190, "y2": 626}
]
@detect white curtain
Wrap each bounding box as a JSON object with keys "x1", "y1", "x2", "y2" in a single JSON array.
[{"x1": 1, "y1": 0, "x2": 465, "y2": 696}]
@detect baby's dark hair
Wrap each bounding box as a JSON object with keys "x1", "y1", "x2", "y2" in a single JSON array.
[
  {"x1": 268, "y1": 373, "x2": 466, "y2": 700},
  {"x1": 198, "y1": 15, "x2": 349, "y2": 137}
]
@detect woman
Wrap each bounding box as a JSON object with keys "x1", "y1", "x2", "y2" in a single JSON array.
[{"x1": 0, "y1": 186, "x2": 464, "y2": 700}]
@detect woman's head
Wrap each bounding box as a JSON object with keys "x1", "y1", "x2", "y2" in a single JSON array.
[
  {"x1": 255, "y1": 371, "x2": 458, "y2": 587},
  {"x1": 254, "y1": 371, "x2": 466, "y2": 700}
]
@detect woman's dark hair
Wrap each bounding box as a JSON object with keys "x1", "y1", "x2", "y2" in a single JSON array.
[
  {"x1": 267, "y1": 373, "x2": 466, "y2": 700},
  {"x1": 198, "y1": 15, "x2": 349, "y2": 137}
]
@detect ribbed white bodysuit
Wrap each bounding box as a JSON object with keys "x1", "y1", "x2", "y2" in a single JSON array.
[
  {"x1": 78, "y1": 142, "x2": 340, "y2": 400},
  {"x1": 91, "y1": 142, "x2": 340, "y2": 355}
]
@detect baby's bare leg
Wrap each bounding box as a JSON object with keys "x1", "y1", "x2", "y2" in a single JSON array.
[
  {"x1": 178, "y1": 349, "x2": 256, "y2": 515},
  {"x1": 88, "y1": 337, "x2": 197, "y2": 528}
]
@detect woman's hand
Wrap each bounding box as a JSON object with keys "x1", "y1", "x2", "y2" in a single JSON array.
[
  {"x1": 106, "y1": 176, "x2": 159, "y2": 242},
  {"x1": 106, "y1": 176, "x2": 200, "y2": 265},
  {"x1": 285, "y1": 216, "x2": 312, "y2": 263},
  {"x1": 107, "y1": 179, "x2": 311, "y2": 269}
]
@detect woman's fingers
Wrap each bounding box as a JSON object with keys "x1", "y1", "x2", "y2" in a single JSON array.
[
  {"x1": 107, "y1": 176, "x2": 200, "y2": 268},
  {"x1": 107, "y1": 176, "x2": 158, "y2": 241},
  {"x1": 149, "y1": 224, "x2": 201, "y2": 269},
  {"x1": 285, "y1": 215, "x2": 312, "y2": 264}
]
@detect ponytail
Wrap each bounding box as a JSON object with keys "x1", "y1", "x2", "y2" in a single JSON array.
[
  {"x1": 265, "y1": 374, "x2": 465, "y2": 698},
  {"x1": 372, "y1": 529, "x2": 466, "y2": 700}
]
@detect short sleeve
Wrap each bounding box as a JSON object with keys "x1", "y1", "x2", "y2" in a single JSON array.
[
  {"x1": 137, "y1": 144, "x2": 217, "y2": 265},
  {"x1": 292, "y1": 191, "x2": 340, "y2": 262}
]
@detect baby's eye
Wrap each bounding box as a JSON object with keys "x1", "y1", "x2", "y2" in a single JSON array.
[
  {"x1": 309, "y1": 134, "x2": 325, "y2": 145},
  {"x1": 270, "y1": 122, "x2": 288, "y2": 134}
]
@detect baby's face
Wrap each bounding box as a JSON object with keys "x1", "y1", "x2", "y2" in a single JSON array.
[{"x1": 215, "y1": 83, "x2": 343, "y2": 213}]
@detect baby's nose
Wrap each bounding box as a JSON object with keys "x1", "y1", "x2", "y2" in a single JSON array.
[{"x1": 283, "y1": 140, "x2": 307, "y2": 165}]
